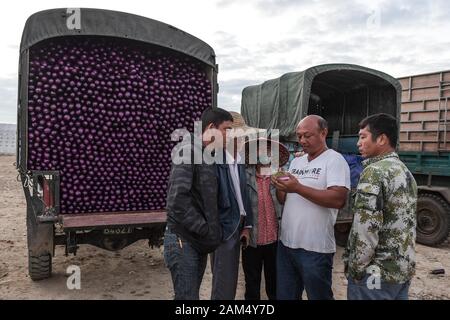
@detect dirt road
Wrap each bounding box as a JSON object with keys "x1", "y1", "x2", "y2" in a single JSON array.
[{"x1": 0, "y1": 155, "x2": 449, "y2": 299}]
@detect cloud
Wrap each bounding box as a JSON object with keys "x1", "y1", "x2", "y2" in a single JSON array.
[
  {"x1": 1, "y1": 0, "x2": 450, "y2": 122},
  {"x1": 215, "y1": 0, "x2": 309, "y2": 16},
  {"x1": 254, "y1": 0, "x2": 309, "y2": 16},
  {"x1": 213, "y1": 0, "x2": 450, "y2": 110},
  {"x1": 261, "y1": 38, "x2": 304, "y2": 54},
  {"x1": 219, "y1": 78, "x2": 262, "y2": 111},
  {"x1": 215, "y1": 0, "x2": 240, "y2": 8},
  {"x1": 0, "y1": 76, "x2": 17, "y2": 124},
  {"x1": 374, "y1": 0, "x2": 447, "y2": 27}
]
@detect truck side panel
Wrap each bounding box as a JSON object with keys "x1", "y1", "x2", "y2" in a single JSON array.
[{"x1": 399, "y1": 70, "x2": 450, "y2": 152}]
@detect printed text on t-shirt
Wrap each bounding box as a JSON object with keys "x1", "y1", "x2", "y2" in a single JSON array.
[{"x1": 290, "y1": 167, "x2": 322, "y2": 180}]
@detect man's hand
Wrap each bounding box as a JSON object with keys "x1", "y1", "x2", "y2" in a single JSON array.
[
  {"x1": 271, "y1": 173, "x2": 301, "y2": 193},
  {"x1": 240, "y1": 228, "x2": 250, "y2": 249},
  {"x1": 272, "y1": 171, "x2": 349, "y2": 209}
]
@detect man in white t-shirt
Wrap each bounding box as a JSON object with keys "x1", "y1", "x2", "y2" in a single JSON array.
[{"x1": 271, "y1": 115, "x2": 350, "y2": 300}]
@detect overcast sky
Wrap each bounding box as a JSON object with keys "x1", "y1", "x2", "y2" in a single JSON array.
[{"x1": 1, "y1": 0, "x2": 449, "y2": 124}]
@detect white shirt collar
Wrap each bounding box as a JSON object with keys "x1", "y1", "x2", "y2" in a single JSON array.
[{"x1": 225, "y1": 150, "x2": 242, "y2": 165}]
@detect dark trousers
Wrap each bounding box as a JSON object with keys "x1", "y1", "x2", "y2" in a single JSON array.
[
  {"x1": 163, "y1": 228, "x2": 207, "y2": 300},
  {"x1": 277, "y1": 241, "x2": 334, "y2": 300},
  {"x1": 210, "y1": 226, "x2": 241, "y2": 300},
  {"x1": 242, "y1": 242, "x2": 277, "y2": 300},
  {"x1": 347, "y1": 275, "x2": 410, "y2": 300}
]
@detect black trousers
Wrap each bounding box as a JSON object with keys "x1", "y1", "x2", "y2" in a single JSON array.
[{"x1": 241, "y1": 241, "x2": 277, "y2": 300}]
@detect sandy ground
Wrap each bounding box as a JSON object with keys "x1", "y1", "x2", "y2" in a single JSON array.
[{"x1": 0, "y1": 155, "x2": 449, "y2": 300}]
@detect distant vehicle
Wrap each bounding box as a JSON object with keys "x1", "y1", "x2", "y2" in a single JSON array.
[
  {"x1": 0, "y1": 123, "x2": 16, "y2": 155},
  {"x1": 397, "y1": 70, "x2": 450, "y2": 246},
  {"x1": 240, "y1": 64, "x2": 450, "y2": 248}
]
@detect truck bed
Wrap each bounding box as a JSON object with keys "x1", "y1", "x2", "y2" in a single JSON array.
[{"x1": 61, "y1": 210, "x2": 167, "y2": 230}]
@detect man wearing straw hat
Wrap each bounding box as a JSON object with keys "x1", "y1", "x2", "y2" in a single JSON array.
[{"x1": 210, "y1": 111, "x2": 259, "y2": 300}]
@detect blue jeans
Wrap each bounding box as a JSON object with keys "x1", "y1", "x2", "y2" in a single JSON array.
[
  {"x1": 163, "y1": 228, "x2": 207, "y2": 300},
  {"x1": 347, "y1": 275, "x2": 410, "y2": 300},
  {"x1": 277, "y1": 241, "x2": 334, "y2": 300}
]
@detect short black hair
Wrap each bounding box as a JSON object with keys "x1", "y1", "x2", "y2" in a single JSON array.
[
  {"x1": 317, "y1": 117, "x2": 328, "y2": 131},
  {"x1": 201, "y1": 107, "x2": 233, "y2": 132},
  {"x1": 359, "y1": 113, "x2": 398, "y2": 148}
]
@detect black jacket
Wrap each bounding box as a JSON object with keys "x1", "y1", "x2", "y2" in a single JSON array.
[
  {"x1": 216, "y1": 161, "x2": 253, "y2": 241},
  {"x1": 165, "y1": 137, "x2": 222, "y2": 254}
]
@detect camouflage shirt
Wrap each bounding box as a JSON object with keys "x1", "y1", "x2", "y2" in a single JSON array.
[{"x1": 343, "y1": 152, "x2": 417, "y2": 284}]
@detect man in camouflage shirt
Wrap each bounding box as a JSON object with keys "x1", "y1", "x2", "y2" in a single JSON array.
[{"x1": 343, "y1": 113, "x2": 417, "y2": 300}]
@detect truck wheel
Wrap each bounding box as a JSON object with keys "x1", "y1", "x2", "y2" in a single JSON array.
[
  {"x1": 28, "y1": 253, "x2": 52, "y2": 281},
  {"x1": 334, "y1": 223, "x2": 351, "y2": 247},
  {"x1": 416, "y1": 194, "x2": 450, "y2": 247},
  {"x1": 26, "y1": 209, "x2": 54, "y2": 281}
]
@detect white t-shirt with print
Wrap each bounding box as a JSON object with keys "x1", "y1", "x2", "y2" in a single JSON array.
[{"x1": 280, "y1": 149, "x2": 350, "y2": 253}]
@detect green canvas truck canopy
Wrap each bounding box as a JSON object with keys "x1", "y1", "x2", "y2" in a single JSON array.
[
  {"x1": 241, "y1": 64, "x2": 402, "y2": 141},
  {"x1": 20, "y1": 8, "x2": 216, "y2": 68}
]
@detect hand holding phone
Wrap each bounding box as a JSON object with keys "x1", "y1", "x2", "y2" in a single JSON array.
[
  {"x1": 240, "y1": 228, "x2": 250, "y2": 249},
  {"x1": 271, "y1": 170, "x2": 290, "y2": 182}
]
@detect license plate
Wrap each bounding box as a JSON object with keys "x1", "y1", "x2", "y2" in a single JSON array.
[{"x1": 103, "y1": 227, "x2": 133, "y2": 235}]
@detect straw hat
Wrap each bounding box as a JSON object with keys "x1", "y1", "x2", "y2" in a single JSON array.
[
  {"x1": 228, "y1": 111, "x2": 265, "y2": 138},
  {"x1": 227, "y1": 112, "x2": 289, "y2": 166},
  {"x1": 243, "y1": 138, "x2": 290, "y2": 167}
]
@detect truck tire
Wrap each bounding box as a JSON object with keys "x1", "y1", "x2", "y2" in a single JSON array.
[
  {"x1": 26, "y1": 209, "x2": 54, "y2": 281},
  {"x1": 28, "y1": 253, "x2": 52, "y2": 281},
  {"x1": 334, "y1": 223, "x2": 351, "y2": 247},
  {"x1": 416, "y1": 194, "x2": 450, "y2": 247}
]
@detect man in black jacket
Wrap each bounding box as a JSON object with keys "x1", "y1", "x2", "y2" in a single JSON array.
[
  {"x1": 211, "y1": 112, "x2": 254, "y2": 300},
  {"x1": 164, "y1": 107, "x2": 233, "y2": 300}
]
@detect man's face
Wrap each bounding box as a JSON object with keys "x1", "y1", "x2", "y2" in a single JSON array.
[
  {"x1": 203, "y1": 120, "x2": 233, "y2": 149},
  {"x1": 357, "y1": 126, "x2": 380, "y2": 158},
  {"x1": 216, "y1": 120, "x2": 233, "y2": 148},
  {"x1": 296, "y1": 121, "x2": 327, "y2": 155}
]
